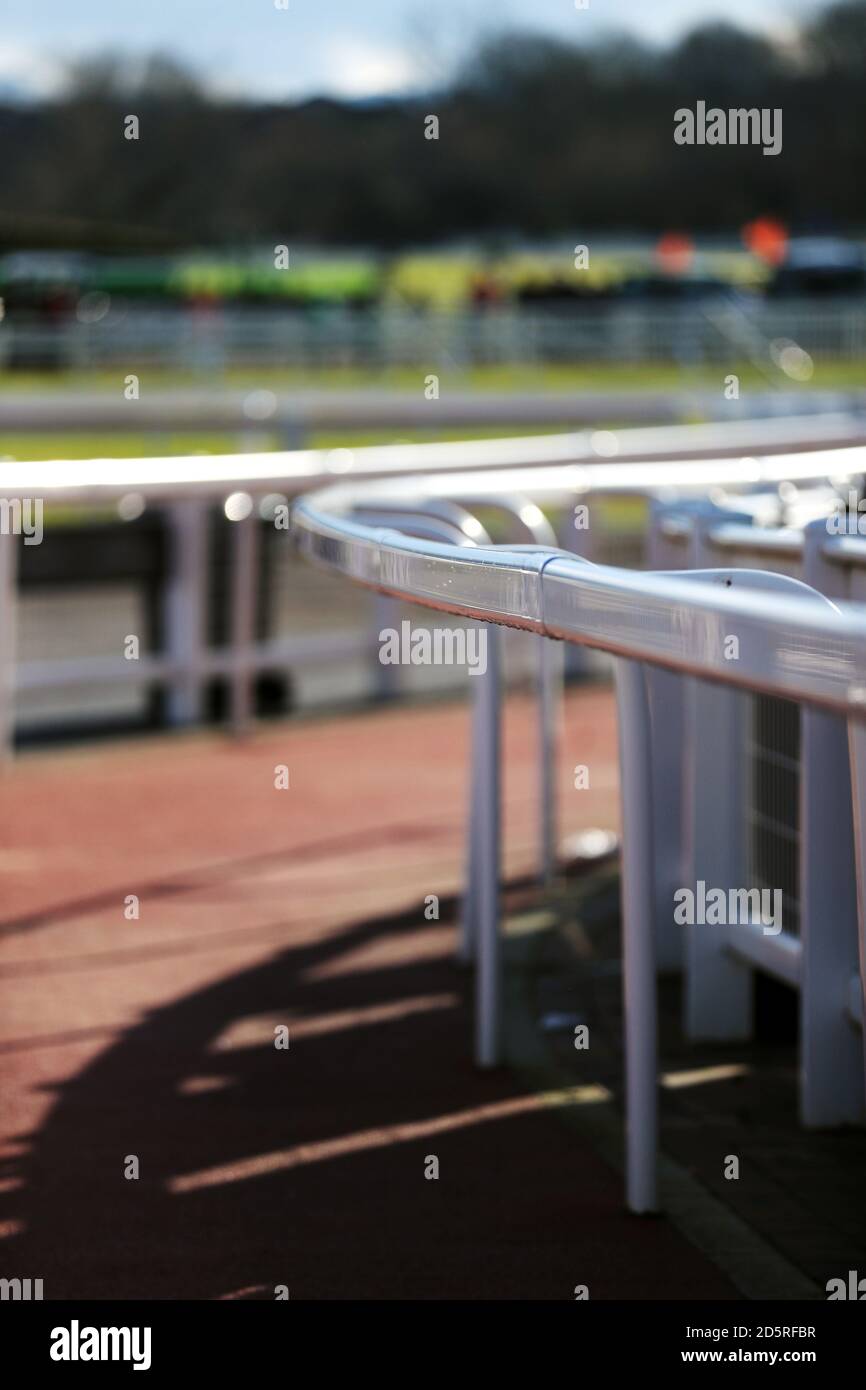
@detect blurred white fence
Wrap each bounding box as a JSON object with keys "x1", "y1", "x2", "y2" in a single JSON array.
[{"x1": 3, "y1": 300, "x2": 866, "y2": 371}]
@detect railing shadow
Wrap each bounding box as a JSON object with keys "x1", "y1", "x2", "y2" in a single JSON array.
[{"x1": 0, "y1": 898, "x2": 736, "y2": 1300}]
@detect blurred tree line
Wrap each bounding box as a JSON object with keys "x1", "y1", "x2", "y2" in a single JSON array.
[{"x1": 1, "y1": 1, "x2": 865, "y2": 250}]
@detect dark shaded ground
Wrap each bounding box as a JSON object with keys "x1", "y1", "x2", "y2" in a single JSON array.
[
  {"x1": 0, "y1": 895, "x2": 737, "y2": 1300},
  {"x1": 0, "y1": 690, "x2": 739, "y2": 1299},
  {"x1": 536, "y1": 869, "x2": 866, "y2": 1297}
]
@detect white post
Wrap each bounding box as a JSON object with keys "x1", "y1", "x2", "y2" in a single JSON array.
[
  {"x1": 0, "y1": 529, "x2": 17, "y2": 762},
  {"x1": 538, "y1": 633, "x2": 562, "y2": 886},
  {"x1": 648, "y1": 501, "x2": 731, "y2": 974},
  {"x1": 459, "y1": 721, "x2": 480, "y2": 964},
  {"x1": 371, "y1": 593, "x2": 402, "y2": 700},
  {"x1": 163, "y1": 500, "x2": 208, "y2": 725},
  {"x1": 555, "y1": 496, "x2": 594, "y2": 678},
  {"x1": 802, "y1": 520, "x2": 865, "y2": 1124},
  {"x1": 684, "y1": 518, "x2": 752, "y2": 1039},
  {"x1": 846, "y1": 718, "x2": 866, "y2": 1117},
  {"x1": 230, "y1": 512, "x2": 260, "y2": 734},
  {"x1": 475, "y1": 622, "x2": 502, "y2": 1068},
  {"x1": 614, "y1": 658, "x2": 659, "y2": 1214},
  {"x1": 683, "y1": 672, "x2": 753, "y2": 1037},
  {"x1": 646, "y1": 666, "x2": 685, "y2": 971}
]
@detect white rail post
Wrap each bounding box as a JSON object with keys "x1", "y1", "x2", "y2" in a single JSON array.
[
  {"x1": 646, "y1": 666, "x2": 685, "y2": 971},
  {"x1": 229, "y1": 508, "x2": 260, "y2": 735},
  {"x1": 684, "y1": 520, "x2": 753, "y2": 1039},
  {"x1": 371, "y1": 593, "x2": 402, "y2": 700},
  {"x1": 555, "y1": 491, "x2": 595, "y2": 678},
  {"x1": 802, "y1": 519, "x2": 865, "y2": 1123},
  {"x1": 462, "y1": 611, "x2": 502, "y2": 966},
  {"x1": 614, "y1": 658, "x2": 659, "y2": 1214},
  {"x1": 164, "y1": 500, "x2": 208, "y2": 726},
  {"x1": 846, "y1": 716, "x2": 866, "y2": 1110},
  {"x1": 0, "y1": 528, "x2": 17, "y2": 762},
  {"x1": 459, "y1": 707, "x2": 481, "y2": 964},
  {"x1": 684, "y1": 676, "x2": 753, "y2": 1038},
  {"x1": 480, "y1": 494, "x2": 561, "y2": 886},
  {"x1": 538, "y1": 632, "x2": 562, "y2": 886},
  {"x1": 646, "y1": 500, "x2": 704, "y2": 973},
  {"x1": 475, "y1": 622, "x2": 502, "y2": 1068},
  {"x1": 461, "y1": 778, "x2": 480, "y2": 961}
]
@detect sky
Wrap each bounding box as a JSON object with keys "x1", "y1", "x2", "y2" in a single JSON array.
[{"x1": 0, "y1": 0, "x2": 822, "y2": 102}]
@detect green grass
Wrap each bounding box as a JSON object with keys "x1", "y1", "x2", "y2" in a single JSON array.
[
  {"x1": 0, "y1": 433, "x2": 247, "y2": 461},
  {"x1": 1, "y1": 357, "x2": 864, "y2": 396},
  {"x1": 0, "y1": 425, "x2": 581, "y2": 463},
  {"x1": 1, "y1": 356, "x2": 863, "y2": 466}
]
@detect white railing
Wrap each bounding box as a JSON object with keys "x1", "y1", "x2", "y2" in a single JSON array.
[
  {"x1": 289, "y1": 444, "x2": 866, "y2": 1216},
  {"x1": 647, "y1": 505, "x2": 866, "y2": 1129},
  {"x1": 4, "y1": 420, "x2": 866, "y2": 1218},
  {"x1": 3, "y1": 416, "x2": 866, "y2": 753}
]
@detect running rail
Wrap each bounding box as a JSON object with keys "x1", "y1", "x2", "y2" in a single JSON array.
[
  {"x1": 293, "y1": 477, "x2": 866, "y2": 713},
  {"x1": 3, "y1": 421, "x2": 864, "y2": 755},
  {"x1": 1, "y1": 419, "x2": 866, "y2": 503},
  {"x1": 292, "y1": 466, "x2": 866, "y2": 1216}
]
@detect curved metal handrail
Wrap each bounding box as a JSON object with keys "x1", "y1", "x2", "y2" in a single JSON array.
[{"x1": 292, "y1": 477, "x2": 866, "y2": 717}]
